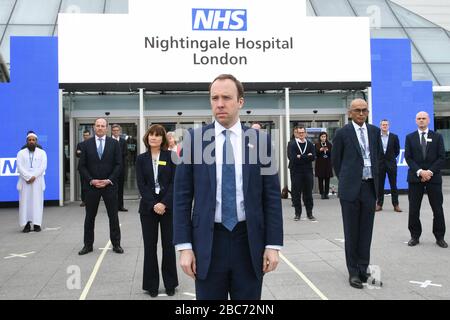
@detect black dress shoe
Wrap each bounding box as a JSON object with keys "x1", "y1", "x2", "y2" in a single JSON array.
[
  {"x1": 78, "y1": 246, "x2": 93, "y2": 255},
  {"x1": 22, "y1": 222, "x2": 31, "y2": 233},
  {"x1": 359, "y1": 272, "x2": 370, "y2": 283},
  {"x1": 436, "y1": 239, "x2": 448, "y2": 248},
  {"x1": 80, "y1": 202, "x2": 85, "y2": 207},
  {"x1": 148, "y1": 290, "x2": 158, "y2": 297},
  {"x1": 307, "y1": 215, "x2": 316, "y2": 221},
  {"x1": 33, "y1": 225, "x2": 41, "y2": 232},
  {"x1": 349, "y1": 276, "x2": 363, "y2": 289},
  {"x1": 118, "y1": 208, "x2": 128, "y2": 212},
  {"x1": 112, "y1": 245, "x2": 124, "y2": 254},
  {"x1": 408, "y1": 238, "x2": 419, "y2": 246},
  {"x1": 166, "y1": 288, "x2": 175, "y2": 296}
]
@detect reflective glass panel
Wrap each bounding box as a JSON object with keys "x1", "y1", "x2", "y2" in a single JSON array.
[
  {"x1": 60, "y1": 0, "x2": 104, "y2": 14},
  {"x1": 408, "y1": 28, "x2": 450, "y2": 63},
  {"x1": 370, "y1": 27, "x2": 407, "y2": 38},
  {"x1": 0, "y1": 25, "x2": 53, "y2": 63},
  {"x1": 411, "y1": 63, "x2": 439, "y2": 85},
  {"x1": 349, "y1": 0, "x2": 400, "y2": 27},
  {"x1": 311, "y1": 0, "x2": 355, "y2": 16},
  {"x1": 429, "y1": 64, "x2": 450, "y2": 86},
  {"x1": 390, "y1": 1, "x2": 437, "y2": 28},
  {"x1": 0, "y1": 0, "x2": 15, "y2": 23},
  {"x1": 10, "y1": 0, "x2": 60, "y2": 24},
  {"x1": 306, "y1": 0, "x2": 316, "y2": 16},
  {"x1": 105, "y1": 0, "x2": 128, "y2": 14}
]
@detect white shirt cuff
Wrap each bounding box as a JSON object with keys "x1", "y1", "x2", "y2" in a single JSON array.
[
  {"x1": 265, "y1": 245, "x2": 282, "y2": 251},
  {"x1": 416, "y1": 169, "x2": 422, "y2": 177},
  {"x1": 175, "y1": 243, "x2": 192, "y2": 251}
]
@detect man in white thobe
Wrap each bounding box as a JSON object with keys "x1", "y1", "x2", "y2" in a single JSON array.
[{"x1": 16, "y1": 132, "x2": 47, "y2": 233}]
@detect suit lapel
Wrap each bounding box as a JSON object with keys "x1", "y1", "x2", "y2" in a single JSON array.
[
  {"x1": 349, "y1": 125, "x2": 363, "y2": 157},
  {"x1": 203, "y1": 124, "x2": 216, "y2": 197},
  {"x1": 242, "y1": 126, "x2": 250, "y2": 197}
]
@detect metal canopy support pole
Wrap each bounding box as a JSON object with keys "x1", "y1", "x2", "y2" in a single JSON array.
[
  {"x1": 367, "y1": 86, "x2": 373, "y2": 124},
  {"x1": 139, "y1": 89, "x2": 145, "y2": 154},
  {"x1": 284, "y1": 87, "x2": 291, "y2": 193},
  {"x1": 59, "y1": 89, "x2": 64, "y2": 206}
]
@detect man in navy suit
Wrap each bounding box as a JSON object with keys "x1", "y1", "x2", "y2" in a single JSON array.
[
  {"x1": 332, "y1": 99, "x2": 382, "y2": 289},
  {"x1": 78, "y1": 118, "x2": 124, "y2": 255},
  {"x1": 376, "y1": 119, "x2": 402, "y2": 212},
  {"x1": 111, "y1": 124, "x2": 128, "y2": 212},
  {"x1": 405, "y1": 111, "x2": 447, "y2": 248},
  {"x1": 173, "y1": 74, "x2": 283, "y2": 300}
]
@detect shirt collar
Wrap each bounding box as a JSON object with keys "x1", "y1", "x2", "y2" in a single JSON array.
[
  {"x1": 418, "y1": 128, "x2": 429, "y2": 135},
  {"x1": 381, "y1": 131, "x2": 389, "y2": 137},
  {"x1": 352, "y1": 121, "x2": 367, "y2": 131},
  {"x1": 215, "y1": 119, "x2": 242, "y2": 138},
  {"x1": 95, "y1": 135, "x2": 105, "y2": 140}
]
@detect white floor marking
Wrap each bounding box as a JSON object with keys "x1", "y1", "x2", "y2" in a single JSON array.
[
  {"x1": 44, "y1": 227, "x2": 61, "y2": 231},
  {"x1": 279, "y1": 252, "x2": 328, "y2": 300},
  {"x1": 4, "y1": 251, "x2": 35, "y2": 259},
  {"x1": 79, "y1": 240, "x2": 111, "y2": 300},
  {"x1": 409, "y1": 280, "x2": 442, "y2": 288}
]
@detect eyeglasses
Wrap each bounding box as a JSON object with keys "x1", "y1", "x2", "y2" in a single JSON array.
[{"x1": 352, "y1": 108, "x2": 369, "y2": 114}]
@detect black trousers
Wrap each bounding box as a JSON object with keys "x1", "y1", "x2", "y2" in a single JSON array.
[
  {"x1": 195, "y1": 222, "x2": 262, "y2": 300},
  {"x1": 140, "y1": 211, "x2": 178, "y2": 292},
  {"x1": 83, "y1": 184, "x2": 121, "y2": 247},
  {"x1": 408, "y1": 182, "x2": 446, "y2": 240},
  {"x1": 291, "y1": 170, "x2": 314, "y2": 216},
  {"x1": 340, "y1": 180, "x2": 376, "y2": 277},
  {"x1": 318, "y1": 177, "x2": 330, "y2": 196},
  {"x1": 80, "y1": 174, "x2": 86, "y2": 202},
  {"x1": 377, "y1": 164, "x2": 399, "y2": 206},
  {"x1": 117, "y1": 169, "x2": 125, "y2": 209}
]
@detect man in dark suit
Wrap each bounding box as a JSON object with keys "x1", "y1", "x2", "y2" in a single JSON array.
[
  {"x1": 287, "y1": 126, "x2": 316, "y2": 221},
  {"x1": 78, "y1": 118, "x2": 124, "y2": 255},
  {"x1": 76, "y1": 130, "x2": 91, "y2": 207},
  {"x1": 173, "y1": 74, "x2": 283, "y2": 300},
  {"x1": 376, "y1": 119, "x2": 402, "y2": 212},
  {"x1": 405, "y1": 111, "x2": 447, "y2": 248},
  {"x1": 111, "y1": 124, "x2": 128, "y2": 212},
  {"x1": 332, "y1": 98, "x2": 382, "y2": 289}
]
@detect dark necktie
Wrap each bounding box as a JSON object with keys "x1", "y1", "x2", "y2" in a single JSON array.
[
  {"x1": 97, "y1": 138, "x2": 103, "y2": 159},
  {"x1": 221, "y1": 130, "x2": 238, "y2": 231},
  {"x1": 421, "y1": 132, "x2": 427, "y2": 159}
]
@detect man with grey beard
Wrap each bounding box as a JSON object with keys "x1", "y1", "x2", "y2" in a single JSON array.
[{"x1": 16, "y1": 131, "x2": 47, "y2": 233}]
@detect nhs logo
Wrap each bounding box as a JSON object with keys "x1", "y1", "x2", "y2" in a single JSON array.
[
  {"x1": 0, "y1": 158, "x2": 18, "y2": 176},
  {"x1": 192, "y1": 9, "x2": 247, "y2": 31}
]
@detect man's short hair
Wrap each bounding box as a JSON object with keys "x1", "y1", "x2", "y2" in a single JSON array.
[
  {"x1": 209, "y1": 74, "x2": 244, "y2": 99},
  {"x1": 111, "y1": 124, "x2": 121, "y2": 130},
  {"x1": 83, "y1": 129, "x2": 90, "y2": 135},
  {"x1": 380, "y1": 119, "x2": 389, "y2": 125}
]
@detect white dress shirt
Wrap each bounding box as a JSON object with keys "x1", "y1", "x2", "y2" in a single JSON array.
[
  {"x1": 416, "y1": 128, "x2": 432, "y2": 177},
  {"x1": 352, "y1": 121, "x2": 372, "y2": 178},
  {"x1": 381, "y1": 131, "x2": 389, "y2": 154},
  {"x1": 214, "y1": 120, "x2": 245, "y2": 224},
  {"x1": 95, "y1": 135, "x2": 106, "y2": 154}
]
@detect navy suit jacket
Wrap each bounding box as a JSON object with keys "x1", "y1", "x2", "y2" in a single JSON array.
[
  {"x1": 404, "y1": 130, "x2": 445, "y2": 184},
  {"x1": 380, "y1": 133, "x2": 400, "y2": 169},
  {"x1": 173, "y1": 123, "x2": 283, "y2": 280},
  {"x1": 136, "y1": 150, "x2": 176, "y2": 215},
  {"x1": 78, "y1": 136, "x2": 122, "y2": 187},
  {"x1": 332, "y1": 123, "x2": 382, "y2": 202}
]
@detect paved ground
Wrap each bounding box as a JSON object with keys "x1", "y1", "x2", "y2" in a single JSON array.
[{"x1": 1, "y1": 178, "x2": 449, "y2": 300}]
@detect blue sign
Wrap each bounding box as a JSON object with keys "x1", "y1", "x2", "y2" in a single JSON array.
[
  {"x1": 0, "y1": 37, "x2": 59, "y2": 202},
  {"x1": 192, "y1": 8, "x2": 247, "y2": 31},
  {"x1": 370, "y1": 39, "x2": 433, "y2": 190}
]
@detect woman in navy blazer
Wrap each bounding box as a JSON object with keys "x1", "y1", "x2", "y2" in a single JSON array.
[{"x1": 136, "y1": 124, "x2": 178, "y2": 297}]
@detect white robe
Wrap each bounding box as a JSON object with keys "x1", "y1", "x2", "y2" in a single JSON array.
[{"x1": 16, "y1": 147, "x2": 47, "y2": 227}]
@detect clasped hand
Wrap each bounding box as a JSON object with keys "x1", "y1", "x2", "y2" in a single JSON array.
[
  {"x1": 91, "y1": 179, "x2": 110, "y2": 188},
  {"x1": 420, "y1": 170, "x2": 433, "y2": 182}
]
